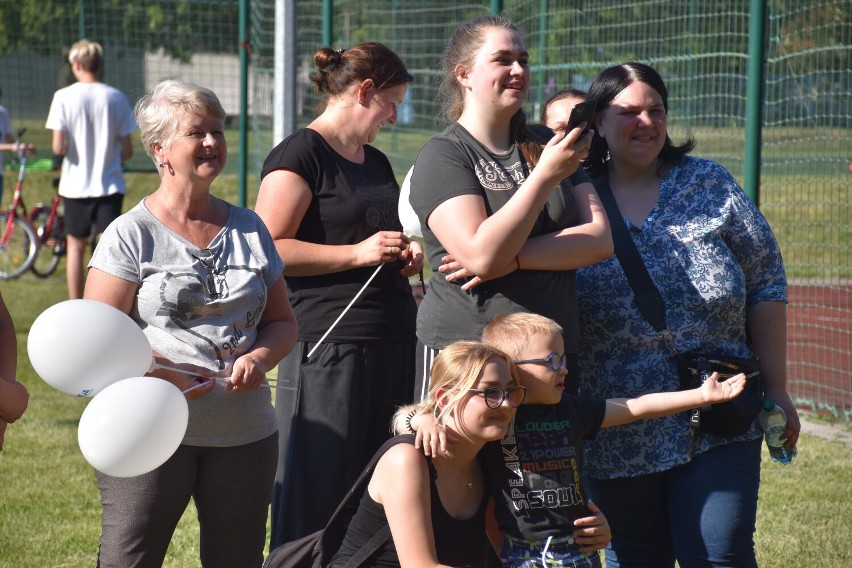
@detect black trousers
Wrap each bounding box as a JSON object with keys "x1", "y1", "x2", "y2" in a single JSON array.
[{"x1": 269, "y1": 339, "x2": 416, "y2": 548}]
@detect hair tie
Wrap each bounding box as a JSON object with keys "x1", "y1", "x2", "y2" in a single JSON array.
[{"x1": 323, "y1": 48, "x2": 345, "y2": 73}]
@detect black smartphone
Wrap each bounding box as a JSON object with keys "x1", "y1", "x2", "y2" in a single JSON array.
[{"x1": 565, "y1": 98, "x2": 597, "y2": 135}]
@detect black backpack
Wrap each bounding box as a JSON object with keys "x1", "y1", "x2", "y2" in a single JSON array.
[{"x1": 263, "y1": 436, "x2": 412, "y2": 568}]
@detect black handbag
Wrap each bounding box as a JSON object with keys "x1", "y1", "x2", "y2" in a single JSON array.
[
  {"x1": 675, "y1": 353, "x2": 763, "y2": 437},
  {"x1": 594, "y1": 177, "x2": 763, "y2": 438}
]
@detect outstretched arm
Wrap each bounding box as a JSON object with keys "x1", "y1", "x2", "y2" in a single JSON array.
[{"x1": 601, "y1": 371, "x2": 747, "y2": 428}]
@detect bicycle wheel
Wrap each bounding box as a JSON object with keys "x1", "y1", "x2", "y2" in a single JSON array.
[
  {"x1": 30, "y1": 206, "x2": 64, "y2": 277},
  {"x1": 0, "y1": 212, "x2": 39, "y2": 279}
]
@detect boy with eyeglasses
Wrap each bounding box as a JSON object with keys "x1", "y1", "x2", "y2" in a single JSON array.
[{"x1": 405, "y1": 312, "x2": 748, "y2": 568}]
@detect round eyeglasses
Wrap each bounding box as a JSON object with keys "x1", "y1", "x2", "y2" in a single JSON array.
[
  {"x1": 469, "y1": 385, "x2": 527, "y2": 409},
  {"x1": 514, "y1": 353, "x2": 567, "y2": 372}
]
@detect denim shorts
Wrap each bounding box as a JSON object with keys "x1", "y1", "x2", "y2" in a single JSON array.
[{"x1": 501, "y1": 534, "x2": 603, "y2": 568}]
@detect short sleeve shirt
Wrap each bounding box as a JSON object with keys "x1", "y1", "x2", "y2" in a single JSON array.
[
  {"x1": 260, "y1": 128, "x2": 416, "y2": 342},
  {"x1": 89, "y1": 199, "x2": 283, "y2": 447},
  {"x1": 481, "y1": 396, "x2": 607, "y2": 541},
  {"x1": 409, "y1": 123, "x2": 587, "y2": 351}
]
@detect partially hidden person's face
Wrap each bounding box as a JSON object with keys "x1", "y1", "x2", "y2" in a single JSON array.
[
  {"x1": 513, "y1": 332, "x2": 567, "y2": 405},
  {"x1": 453, "y1": 356, "x2": 519, "y2": 441},
  {"x1": 595, "y1": 80, "x2": 667, "y2": 170},
  {"x1": 543, "y1": 96, "x2": 586, "y2": 137},
  {"x1": 166, "y1": 111, "x2": 227, "y2": 182},
  {"x1": 461, "y1": 27, "x2": 529, "y2": 114},
  {"x1": 365, "y1": 83, "x2": 408, "y2": 144}
]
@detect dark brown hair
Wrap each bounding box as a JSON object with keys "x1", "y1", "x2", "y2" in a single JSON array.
[
  {"x1": 540, "y1": 88, "x2": 587, "y2": 125},
  {"x1": 310, "y1": 42, "x2": 412, "y2": 98}
]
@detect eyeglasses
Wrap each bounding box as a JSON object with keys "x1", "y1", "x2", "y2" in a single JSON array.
[
  {"x1": 514, "y1": 353, "x2": 567, "y2": 372},
  {"x1": 192, "y1": 249, "x2": 224, "y2": 300},
  {"x1": 469, "y1": 385, "x2": 527, "y2": 409}
]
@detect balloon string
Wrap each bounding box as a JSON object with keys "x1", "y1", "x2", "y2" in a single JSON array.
[
  {"x1": 306, "y1": 263, "x2": 384, "y2": 359},
  {"x1": 151, "y1": 361, "x2": 198, "y2": 375},
  {"x1": 177, "y1": 264, "x2": 383, "y2": 397},
  {"x1": 181, "y1": 380, "x2": 212, "y2": 395}
]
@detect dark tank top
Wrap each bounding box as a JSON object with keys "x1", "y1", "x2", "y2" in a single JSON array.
[{"x1": 328, "y1": 437, "x2": 492, "y2": 566}]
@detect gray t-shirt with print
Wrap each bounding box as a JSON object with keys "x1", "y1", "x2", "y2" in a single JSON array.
[
  {"x1": 409, "y1": 123, "x2": 583, "y2": 351},
  {"x1": 89, "y1": 198, "x2": 284, "y2": 447}
]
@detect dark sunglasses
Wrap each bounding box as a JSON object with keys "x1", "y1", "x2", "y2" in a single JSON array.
[
  {"x1": 469, "y1": 385, "x2": 527, "y2": 409},
  {"x1": 514, "y1": 353, "x2": 566, "y2": 372}
]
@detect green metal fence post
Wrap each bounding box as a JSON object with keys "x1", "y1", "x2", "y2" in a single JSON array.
[
  {"x1": 323, "y1": 0, "x2": 334, "y2": 46},
  {"x1": 78, "y1": 0, "x2": 85, "y2": 38},
  {"x1": 491, "y1": 0, "x2": 503, "y2": 16},
  {"x1": 238, "y1": 0, "x2": 249, "y2": 207},
  {"x1": 744, "y1": 0, "x2": 767, "y2": 205}
]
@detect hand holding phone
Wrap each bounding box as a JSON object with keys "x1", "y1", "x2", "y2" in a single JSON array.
[{"x1": 565, "y1": 98, "x2": 596, "y2": 135}]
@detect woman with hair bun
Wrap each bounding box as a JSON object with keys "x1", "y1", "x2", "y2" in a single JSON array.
[{"x1": 255, "y1": 42, "x2": 423, "y2": 548}]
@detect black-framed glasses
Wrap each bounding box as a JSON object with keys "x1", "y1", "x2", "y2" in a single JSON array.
[
  {"x1": 514, "y1": 353, "x2": 567, "y2": 372},
  {"x1": 469, "y1": 385, "x2": 527, "y2": 409}
]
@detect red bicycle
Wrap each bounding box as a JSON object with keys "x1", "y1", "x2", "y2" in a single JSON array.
[
  {"x1": 0, "y1": 130, "x2": 39, "y2": 279},
  {"x1": 29, "y1": 175, "x2": 66, "y2": 277}
]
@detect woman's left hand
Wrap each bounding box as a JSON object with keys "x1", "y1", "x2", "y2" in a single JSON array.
[
  {"x1": 398, "y1": 239, "x2": 425, "y2": 277},
  {"x1": 573, "y1": 500, "x2": 612, "y2": 553},
  {"x1": 226, "y1": 355, "x2": 268, "y2": 391},
  {"x1": 766, "y1": 389, "x2": 801, "y2": 450},
  {"x1": 439, "y1": 253, "x2": 516, "y2": 291}
]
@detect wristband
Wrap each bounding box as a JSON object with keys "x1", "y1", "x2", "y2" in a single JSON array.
[
  {"x1": 405, "y1": 410, "x2": 417, "y2": 434},
  {"x1": 515, "y1": 255, "x2": 521, "y2": 270}
]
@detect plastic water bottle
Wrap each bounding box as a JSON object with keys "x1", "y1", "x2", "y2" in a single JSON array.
[{"x1": 758, "y1": 397, "x2": 797, "y2": 464}]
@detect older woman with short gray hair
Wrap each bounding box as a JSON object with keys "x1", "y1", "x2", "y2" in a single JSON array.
[{"x1": 85, "y1": 79, "x2": 298, "y2": 567}]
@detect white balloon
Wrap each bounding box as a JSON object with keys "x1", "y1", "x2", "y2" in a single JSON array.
[
  {"x1": 77, "y1": 377, "x2": 189, "y2": 478},
  {"x1": 27, "y1": 299, "x2": 154, "y2": 397},
  {"x1": 398, "y1": 165, "x2": 422, "y2": 238}
]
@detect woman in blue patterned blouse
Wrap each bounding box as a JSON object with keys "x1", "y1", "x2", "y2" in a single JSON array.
[{"x1": 576, "y1": 62, "x2": 800, "y2": 568}]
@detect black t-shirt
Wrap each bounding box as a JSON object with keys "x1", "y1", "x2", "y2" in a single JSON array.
[
  {"x1": 409, "y1": 122, "x2": 588, "y2": 351},
  {"x1": 261, "y1": 128, "x2": 417, "y2": 342},
  {"x1": 481, "y1": 395, "x2": 607, "y2": 541},
  {"x1": 329, "y1": 436, "x2": 492, "y2": 567}
]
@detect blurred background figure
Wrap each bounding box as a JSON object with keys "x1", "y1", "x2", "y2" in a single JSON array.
[{"x1": 46, "y1": 39, "x2": 136, "y2": 299}]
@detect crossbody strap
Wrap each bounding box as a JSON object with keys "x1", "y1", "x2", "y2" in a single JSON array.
[
  {"x1": 325, "y1": 436, "x2": 415, "y2": 568},
  {"x1": 593, "y1": 176, "x2": 677, "y2": 354}
]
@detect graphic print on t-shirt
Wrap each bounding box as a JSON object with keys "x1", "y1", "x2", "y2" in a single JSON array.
[
  {"x1": 474, "y1": 158, "x2": 526, "y2": 191},
  {"x1": 155, "y1": 264, "x2": 266, "y2": 371},
  {"x1": 505, "y1": 417, "x2": 585, "y2": 512}
]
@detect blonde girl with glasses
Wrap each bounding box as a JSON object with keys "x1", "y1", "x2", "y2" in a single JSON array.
[{"x1": 327, "y1": 340, "x2": 522, "y2": 567}]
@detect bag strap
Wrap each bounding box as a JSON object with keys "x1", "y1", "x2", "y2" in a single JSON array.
[
  {"x1": 593, "y1": 176, "x2": 677, "y2": 354},
  {"x1": 343, "y1": 525, "x2": 391, "y2": 568},
  {"x1": 321, "y1": 436, "x2": 415, "y2": 567}
]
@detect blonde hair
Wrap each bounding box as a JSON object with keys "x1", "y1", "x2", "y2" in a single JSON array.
[
  {"x1": 68, "y1": 39, "x2": 104, "y2": 74},
  {"x1": 481, "y1": 312, "x2": 563, "y2": 359},
  {"x1": 392, "y1": 340, "x2": 518, "y2": 433},
  {"x1": 134, "y1": 79, "x2": 226, "y2": 168}
]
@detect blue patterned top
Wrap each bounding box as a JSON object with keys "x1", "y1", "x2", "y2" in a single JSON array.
[{"x1": 576, "y1": 156, "x2": 787, "y2": 478}]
